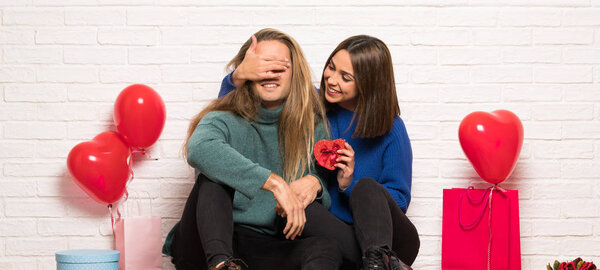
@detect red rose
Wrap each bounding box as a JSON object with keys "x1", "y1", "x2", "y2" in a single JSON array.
[
  {"x1": 579, "y1": 262, "x2": 598, "y2": 270},
  {"x1": 558, "y1": 262, "x2": 577, "y2": 270}
]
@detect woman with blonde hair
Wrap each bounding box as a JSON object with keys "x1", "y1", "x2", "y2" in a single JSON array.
[{"x1": 162, "y1": 28, "x2": 344, "y2": 270}]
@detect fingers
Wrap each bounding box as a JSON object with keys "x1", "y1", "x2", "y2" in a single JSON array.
[
  {"x1": 248, "y1": 35, "x2": 257, "y2": 54},
  {"x1": 261, "y1": 54, "x2": 290, "y2": 65}
]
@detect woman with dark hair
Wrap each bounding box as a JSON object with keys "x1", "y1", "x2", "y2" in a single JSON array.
[{"x1": 220, "y1": 35, "x2": 420, "y2": 270}]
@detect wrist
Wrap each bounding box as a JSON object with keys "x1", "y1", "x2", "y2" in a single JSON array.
[
  {"x1": 231, "y1": 68, "x2": 246, "y2": 88},
  {"x1": 262, "y1": 173, "x2": 286, "y2": 194}
]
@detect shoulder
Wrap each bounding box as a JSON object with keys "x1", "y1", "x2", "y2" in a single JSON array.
[
  {"x1": 199, "y1": 111, "x2": 240, "y2": 125},
  {"x1": 385, "y1": 116, "x2": 410, "y2": 145}
]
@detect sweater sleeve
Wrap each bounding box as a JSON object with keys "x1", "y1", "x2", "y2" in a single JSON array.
[
  {"x1": 186, "y1": 112, "x2": 271, "y2": 199},
  {"x1": 307, "y1": 120, "x2": 332, "y2": 209},
  {"x1": 218, "y1": 71, "x2": 237, "y2": 98},
  {"x1": 379, "y1": 118, "x2": 413, "y2": 212}
]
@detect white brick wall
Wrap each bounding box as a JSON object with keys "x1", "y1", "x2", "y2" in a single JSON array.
[{"x1": 1, "y1": 2, "x2": 599, "y2": 269}]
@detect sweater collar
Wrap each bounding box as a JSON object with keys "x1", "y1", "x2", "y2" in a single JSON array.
[{"x1": 255, "y1": 104, "x2": 283, "y2": 124}]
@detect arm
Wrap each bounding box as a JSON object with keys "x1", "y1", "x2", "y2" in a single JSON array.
[{"x1": 378, "y1": 118, "x2": 413, "y2": 212}]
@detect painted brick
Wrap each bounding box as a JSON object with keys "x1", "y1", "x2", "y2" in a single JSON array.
[
  {"x1": 536, "y1": 66, "x2": 594, "y2": 83},
  {"x1": 534, "y1": 140, "x2": 594, "y2": 159},
  {"x1": 99, "y1": 66, "x2": 161, "y2": 83},
  {"x1": 0, "y1": 104, "x2": 36, "y2": 121},
  {"x1": 411, "y1": 29, "x2": 470, "y2": 45},
  {"x1": 37, "y1": 66, "x2": 98, "y2": 83},
  {"x1": 38, "y1": 218, "x2": 99, "y2": 236},
  {"x1": 63, "y1": 46, "x2": 126, "y2": 64},
  {"x1": 512, "y1": 161, "x2": 561, "y2": 179},
  {"x1": 498, "y1": 8, "x2": 561, "y2": 26},
  {"x1": 474, "y1": 29, "x2": 531, "y2": 45},
  {"x1": 162, "y1": 64, "x2": 225, "y2": 83},
  {"x1": 561, "y1": 239, "x2": 600, "y2": 256},
  {"x1": 561, "y1": 200, "x2": 600, "y2": 218},
  {"x1": 65, "y1": 198, "x2": 112, "y2": 217},
  {"x1": 0, "y1": 258, "x2": 31, "y2": 270},
  {"x1": 439, "y1": 48, "x2": 501, "y2": 65},
  {"x1": 35, "y1": 140, "x2": 75, "y2": 158},
  {"x1": 411, "y1": 141, "x2": 464, "y2": 159},
  {"x1": 98, "y1": 0, "x2": 154, "y2": 4},
  {"x1": 37, "y1": 177, "x2": 88, "y2": 198},
  {"x1": 35, "y1": 28, "x2": 97, "y2": 45},
  {"x1": 503, "y1": 85, "x2": 562, "y2": 102},
  {"x1": 411, "y1": 67, "x2": 470, "y2": 84},
  {"x1": 406, "y1": 123, "x2": 438, "y2": 140},
  {"x1": 6, "y1": 238, "x2": 67, "y2": 256},
  {"x1": 255, "y1": 8, "x2": 314, "y2": 25},
  {"x1": 561, "y1": 162, "x2": 600, "y2": 178},
  {"x1": 3, "y1": 8, "x2": 63, "y2": 26},
  {"x1": 127, "y1": 7, "x2": 187, "y2": 26},
  {"x1": 519, "y1": 201, "x2": 561, "y2": 218},
  {"x1": 37, "y1": 103, "x2": 112, "y2": 121},
  {"x1": 5, "y1": 199, "x2": 67, "y2": 217},
  {"x1": 534, "y1": 28, "x2": 594, "y2": 45},
  {"x1": 160, "y1": 181, "x2": 194, "y2": 198},
  {"x1": 0, "y1": 180, "x2": 36, "y2": 197},
  {"x1": 0, "y1": 0, "x2": 30, "y2": 5},
  {"x1": 153, "y1": 83, "x2": 195, "y2": 102},
  {"x1": 533, "y1": 104, "x2": 594, "y2": 120},
  {"x1": 33, "y1": 0, "x2": 96, "y2": 6},
  {"x1": 563, "y1": 85, "x2": 600, "y2": 101},
  {"x1": 316, "y1": 7, "x2": 435, "y2": 26},
  {"x1": 0, "y1": 29, "x2": 35, "y2": 45},
  {"x1": 469, "y1": 0, "x2": 589, "y2": 6},
  {"x1": 3, "y1": 46, "x2": 62, "y2": 64},
  {"x1": 438, "y1": 7, "x2": 497, "y2": 26},
  {"x1": 191, "y1": 45, "x2": 240, "y2": 63},
  {"x1": 439, "y1": 85, "x2": 502, "y2": 102},
  {"x1": 151, "y1": 200, "x2": 185, "y2": 218},
  {"x1": 390, "y1": 47, "x2": 437, "y2": 65},
  {"x1": 0, "y1": 141, "x2": 35, "y2": 158},
  {"x1": 67, "y1": 122, "x2": 115, "y2": 139},
  {"x1": 405, "y1": 199, "x2": 442, "y2": 218},
  {"x1": 65, "y1": 7, "x2": 125, "y2": 25},
  {"x1": 473, "y1": 66, "x2": 532, "y2": 83},
  {"x1": 502, "y1": 47, "x2": 562, "y2": 64},
  {"x1": 0, "y1": 67, "x2": 35, "y2": 83},
  {"x1": 161, "y1": 27, "x2": 253, "y2": 45},
  {"x1": 4, "y1": 84, "x2": 67, "y2": 102},
  {"x1": 67, "y1": 84, "x2": 123, "y2": 102},
  {"x1": 129, "y1": 47, "x2": 190, "y2": 64},
  {"x1": 563, "y1": 8, "x2": 600, "y2": 26},
  {"x1": 522, "y1": 122, "x2": 562, "y2": 140},
  {"x1": 564, "y1": 48, "x2": 600, "y2": 64},
  {"x1": 98, "y1": 27, "x2": 158, "y2": 45},
  {"x1": 68, "y1": 236, "x2": 113, "y2": 249},
  {"x1": 412, "y1": 160, "x2": 440, "y2": 178},
  {"x1": 0, "y1": 219, "x2": 37, "y2": 236},
  {"x1": 563, "y1": 122, "x2": 600, "y2": 139},
  {"x1": 188, "y1": 8, "x2": 252, "y2": 26},
  {"x1": 4, "y1": 122, "x2": 66, "y2": 139}
]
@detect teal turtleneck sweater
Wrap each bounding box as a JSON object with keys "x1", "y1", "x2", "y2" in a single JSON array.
[{"x1": 163, "y1": 105, "x2": 330, "y2": 256}]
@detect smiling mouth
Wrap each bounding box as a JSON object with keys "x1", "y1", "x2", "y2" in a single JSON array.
[
  {"x1": 327, "y1": 86, "x2": 341, "y2": 95},
  {"x1": 260, "y1": 80, "x2": 280, "y2": 89}
]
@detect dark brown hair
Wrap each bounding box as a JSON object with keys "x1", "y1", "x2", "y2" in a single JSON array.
[
  {"x1": 184, "y1": 28, "x2": 327, "y2": 183},
  {"x1": 319, "y1": 35, "x2": 400, "y2": 138}
]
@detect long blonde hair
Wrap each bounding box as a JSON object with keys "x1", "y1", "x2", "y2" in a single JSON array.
[{"x1": 184, "y1": 28, "x2": 327, "y2": 183}]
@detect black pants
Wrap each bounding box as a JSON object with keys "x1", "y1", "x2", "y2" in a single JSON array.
[
  {"x1": 171, "y1": 174, "x2": 343, "y2": 270},
  {"x1": 350, "y1": 178, "x2": 420, "y2": 265}
]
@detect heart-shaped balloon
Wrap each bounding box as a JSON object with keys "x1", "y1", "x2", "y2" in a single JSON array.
[
  {"x1": 114, "y1": 84, "x2": 166, "y2": 150},
  {"x1": 458, "y1": 110, "x2": 523, "y2": 184},
  {"x1": 67, "y1": 131, "x2": 131, "y2": 204},
  {"x1": 314, "y1": 139, "x2": 346, "y2": 170}
]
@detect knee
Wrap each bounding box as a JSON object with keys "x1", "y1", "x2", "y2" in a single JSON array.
[
  {"x1": 350, "y1": 178, "x2": 380, "y2": 204},
  {"x1": 305, "y1": 237, "x2": 342, "y2": 261}
]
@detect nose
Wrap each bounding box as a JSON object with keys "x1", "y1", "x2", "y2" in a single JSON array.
[{"x1": 327, "y1": 72, "x2": 337, "y2": 85}]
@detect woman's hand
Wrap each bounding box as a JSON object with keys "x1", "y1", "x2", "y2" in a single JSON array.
[
  {"x1": 262, "y1": 173, "x2": 305, "y2": 240},
  {"x1": 287, "y1": 175, "x2": 321, "y2": 209},
  {"x1": 231, "y1": 35, "x2": 290, "y2": 87},
  {"x1": 334, "y1": 142, "x2": 355, "y2": 191}
]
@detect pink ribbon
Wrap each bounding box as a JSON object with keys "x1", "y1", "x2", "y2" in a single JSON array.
[{"x1": 458, "y1": 185, "x2": 507, "y2": 270}]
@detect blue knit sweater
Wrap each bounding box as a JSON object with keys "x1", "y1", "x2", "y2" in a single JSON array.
[{"x1": 219, "y1": 72, "x2": 413, "y2": 223}]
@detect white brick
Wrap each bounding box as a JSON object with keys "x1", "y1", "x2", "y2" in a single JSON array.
[
  {"x1": 37, "y1": 66, "x2": 98, "y2": 83},
  {"x1": 68, "y1": 84, "x2": 123, "y2": 102},
  {"x1": 99, "y1": 66, "x2": 161, "y2": 83},
  {"x1": 522, "y1": 121, "x2": 562, "y2": 140},
  {"x1": 38, "y1": 218, "x2": 99, "y2": 236},
  {"x1": 406, "y1": 123, "x2": 438, "y2": 140},
  {"x1": 521, "y1": 238, "x2": 561, "y2": 255},
  {"x1": 473, "y1": 66, "x2": 532, "y2": 83},
  {"x1": 255, "y1": 8, "x2": 314, "y2": 25},
  {"x1": 35, "y1": 28, "x2": 97, "y2": 45},
  {"x1": 412, "y1": 141, "x2": 464, "y2": 159},
  {"x1": 161, "y1": 27, "x2": 252, "y2": 45},
  {"x1": 519, "y1": 201, "x2": 561, "y2": 218},
  {"x1": 64, "y1": 47, "x2": 126, "y2": 64},
  {"x1": 67, "y1": 122, "x2": 115, "y2": 139},
  {"x1": 502, "y1": 47, "x2": 562, "y2": 64},
  {"x1": 411, "y1": 29, "x2": 470, "y2": 45},
  {"x1": 0, "y1": 258, "x2": 32, "y2": 270},
  {"x1": 162, "y1": 64, "x2": 225, "y2": 83},
  {"x1": 561, "y1": 201, "x2": 600, "y2": 218},
  {"x1": 438, "y1": 7, "x2": 497, "y2": 26},
  {"x1": 33, "y1": 0, "x2": 96, "y2": 5},
  {"x1": 2, "y1": 8, "x2": 63, "y2": 26},
  {"x1": 6, "y1": 238, "x2": 67, "y2": 256},
  {"x1": 0, "y1": 180, "x2": 36, "y2": 197},
  {"x1": 0, "y1": 67, "x2": 35, "y2": 82},
  {"x1": 0, "y1": 0, "x2": 29, "y2": 5},
  {"x1": 188, "y1": 7, "x2": 252, "y2": 25},
  {"x1": 397, "y1": 86, "x2": 439, "y2": 103},
  {"x1": 563, "y1": 122, "x2": 600, "y2": 139},
  {"x1": 165, "y1": 102, "x2": 198, "y2": 120},
  {"x1": 563, "y1": 85, "x2": 600, "y2": 101},
  {"x1": 511, "y1": 161, "x2": 561, "y2": 179},
  {"x1": 439, "y1": 85, "x2": 501, "y2": 102},
  {"x1": 192, "y1": 82, "x2": 223, "y2": 101},
  {"x1": 439, "y1": 48, "x2": 500, "y2": 65},
  {"x1": 0, "y1": 141, "x2": 35, "y2": 158},
  {"x1": 37, "y1": 177, "x2": 88, "y2": 198},
  {"x1": 474, "y1": 29, "x2": 530, "y2": 45},
  {"x1": 98, "y1": 27, "x2": 158, "y2": 45},
  {"x1": 533, "y1": 104, "x2": 594, "y2": 120},
  {"x1": 439, "y1": 160, "x2": 479, "y2": 178},
  {"x1": 35, "y1": 140, "x2": 75, "y2": 158},
  {"x1": 411, "y1": 217, "x2": 442, "y2": 236},
  {"x1": 3, "y1": 46, "x2": 62, "y2": 64},
  {"x1": 4, "y1": 122, "x2": 66, "y2": 139},
  {"x1": 37, "y1": 257, "x2": 56, "y2": 270},
  {"x1": 534, "y1": 140, "x2": 594, "y2": 159},
  {"x1": 563, "y1": 9, "x2": 600, "y2": 26},
  {"x1": 65, "y1": 7, "x2": 125, "y2": 25},
  {"x1": 98, "y1": 0, "x2": 154, "y2": 5},
  {"x1": 561, "y1": 162, "x2": 600, "y2": 178},
  {"x1": 316, "y1": 7, "x2": 435, "y2": 26},
  {"x1": 68, "y1": 236, "x2": 113, "y2": 250},
  {"x1": 402, "y1": 103, "x2": 476, "y2": 121},
  {"x1": 151, "y1": 200, "x2": 185, "y2": 218},
  {"x1": 503, "y1": 85, "x2": 562, "y2": 102},
  {"x1": 5, "y1": 199, "x2": 67, "y2": 217},
  {"x1": 405, "y1": 199, "x2": 441, "y2": 217},
  {"x1": 534, "y1": 29, "x2": 594, "y2": 45},
  {"x1": 129, "y1": 47, "x2": 190, "y2": 64},
  {"x1": 0, "y1": 219, "x2": 36, "y2": 237},
  {"x1": 127, "y1": 7, "x2": 187, "y2": 26},
  {"x1": 411, "y1": 67, "x2": 470, "y2": 84},
  {"x1": 412, "y1": 160, "x2": 440, "y2": 178},
  {"x1": 562, "y1": 239, "x2": 600, "y2": 256},
  {"x1": 498, "y1": 8, "x2": 561, "y2": 26},
  {"x1": 160, "y1": 181, "x2": 193, "y2": 198},
  {"x1": 65, "y1": 198, "x2": 113, "y2": 217},
  {"x1": 564, "y1": 48, "x2": 600, "y2": 64},
  {"x1": 535, "y1": 66, "x2": 594, "y2": 83},
  {"x1": 390, "y1": 47, "x2": 437, "y2": 65},
  {"x1": 0, "y1": 104, "x2": 36, "y2": 121},
  {"x1": 469, "y1": 0, "x2": 589, "y2": 6},
  {"x1": 133, "y1": 160, "x2": 193, "y2": 179},
  {"x1": 37, "y1": 103, "x2": 112, "y2": 121},
  {"x1": 191, "y1": 45, "x2": 239, "y2": 63},
  {"x1": 4, "y1": 84, "x2": 67, "y2": 102},
  {"x1": 155, "y1": 83, "x2": 195, "y2": 102},
  {"x1": 0, "y1": 29, "x2": 35, "y2": 45}
]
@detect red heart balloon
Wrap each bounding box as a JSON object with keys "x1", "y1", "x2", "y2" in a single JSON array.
[
  {"x1": 314, "y1": 139, "x2": 346, "y2": 170},
  {"x1": 67, "y1": 131, "x2": 131, "y2": 204},
  {"x1": 458, "y1": 110, "x2": 523, "y2": 184},
  {"x1": 114, "y1": 84, "x2": 166, "y2": 149}
]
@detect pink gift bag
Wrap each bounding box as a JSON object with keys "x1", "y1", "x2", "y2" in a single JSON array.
[
  {"x1": 442, "y1": 187, "x2": 521, "y2": 270},
  {"x1": 113, "y1": 195, "x2": 162, "y2": 270}
]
